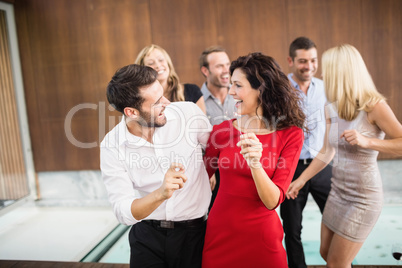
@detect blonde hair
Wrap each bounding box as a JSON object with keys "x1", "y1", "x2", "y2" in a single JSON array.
[
  {"x1": 135, "y1": 44, "x2": 185, "y2": 102},
  {"x1": 322, "y1": 44, "x2": 385, "y2": 121}
]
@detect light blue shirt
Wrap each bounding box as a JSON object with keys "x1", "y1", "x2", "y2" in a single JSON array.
[
  {"x1": 201, "y1": 82, "x2": 237, "y2": 126},
  {"x1": 288, "y1": 74, "x2": 327, "y2": 159}
]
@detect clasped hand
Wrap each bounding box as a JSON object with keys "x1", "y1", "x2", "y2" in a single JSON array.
[
  {"x1": 237, "y1": 133, "x2": 263, "y2": 169},
  {"x1": 286, "y1": 129, "x2": 370, "y2": 200},
  {"x1": 286, "y1": 179, "x2": 306, "y2": 199},
  {"x1": 340, "y1": 129, "x2": 370, "y2": 148},
  {"x1": 159, "y1": 163, "x2": 187, "y2": 199}
]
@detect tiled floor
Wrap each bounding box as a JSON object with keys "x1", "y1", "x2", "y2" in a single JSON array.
[
  {"x1": 0, "y1": 202, "x2": 118, "y2": 262},
  {"x1": 1, "y1": 202, "x2": 401, "y2": 265},
  {"x1": 301, "y1": 204, "x2": 402, "y2": 265},
  {"x1": 97, "y1": 204, "x2": 402, "y2": 265},
  {"x1": 0, "y1": 159, "x2": 401, "y2": 265}
]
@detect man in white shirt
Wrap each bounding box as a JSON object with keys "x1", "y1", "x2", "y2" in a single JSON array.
[{"x1": 101, "y1": 64, "x2": 212, "y2": 268}]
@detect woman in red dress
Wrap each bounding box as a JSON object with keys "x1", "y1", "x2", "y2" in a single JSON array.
[{"x1": 202, "y1": 53, "x2": 305, "y2": 267}]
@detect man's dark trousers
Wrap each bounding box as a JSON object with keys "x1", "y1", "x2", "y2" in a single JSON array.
[
  {"x1": 280, "y1": 160, "x2": 332, "y2": 268},
  {"x1": 129, "y1": 219, "x2": 206, "y2": 268}
]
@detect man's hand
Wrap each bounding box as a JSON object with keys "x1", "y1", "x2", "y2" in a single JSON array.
[{"x1": 159, "y1": 163, "x2": 188, "y2": 200}]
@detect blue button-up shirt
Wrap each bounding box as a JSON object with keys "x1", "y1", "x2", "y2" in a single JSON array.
[
  {"x1": 201, "y1": 82, "x2": 237, "y2": 126},
  {"x1": 288, "y1": 74, "x2": 327, "y2": 159}
]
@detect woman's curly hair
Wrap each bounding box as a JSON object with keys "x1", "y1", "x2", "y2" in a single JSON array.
[{"x1": 230, "y1": 52, "x2": 306, "y2": 131}]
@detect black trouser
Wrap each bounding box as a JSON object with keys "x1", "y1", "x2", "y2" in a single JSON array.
[
  {"x1": 280, "y1": 161, "x2": 332, "y2": 268},
  {"x1": 129, "y1": 219, "x2": 206, "y2": 268}
]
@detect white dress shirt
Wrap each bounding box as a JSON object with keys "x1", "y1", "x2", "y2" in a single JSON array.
[{"x1": 100, "y1": 102, "x2": 212, "y2": 226}]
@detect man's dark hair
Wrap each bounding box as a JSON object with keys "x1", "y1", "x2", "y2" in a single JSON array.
[
  {"x1": 106, "y1": 64, "x2": 158, "y2": 114},
  {"x1": 199, "y1": 45, "x2": 227, "y2": 69},
  {"x1": 289, "y1": 37, "x2": 316, "y2": 59}
]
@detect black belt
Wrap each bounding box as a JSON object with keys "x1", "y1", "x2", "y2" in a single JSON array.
[
  {"x1": 142, "y1": 215, "x2": 207, "y2": 229},
  {"x1": 299, "y1": 158, "x2": 313, "y2": 165}
]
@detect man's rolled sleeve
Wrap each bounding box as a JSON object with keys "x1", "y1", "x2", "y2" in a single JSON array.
[{"x1": 101, "y1": 145, "x2": 139, "y2": 225}]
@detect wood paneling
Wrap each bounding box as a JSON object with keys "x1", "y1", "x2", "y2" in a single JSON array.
[
  {"x1": 361, "y1": 0, "x2": 402, "y2": 113},
  {"x1": 86, "y1": 0, "x2": 153, "y2": 165},
  {"x1": 360, "y1": 0, "x2": 402, "y2": 159},
  {"x1": 285, "y1": 0, "x2": 364, "y2": 76},
  {"x1": 14, "y1": 0, "x2": 97, "y2": 170},
  {"x1": 12, "y1": 0, "x2": 402, "y2": 171},
  {"x1": 14, "y1": 0, "x2": 152, "y2": 170},
  {"x1": 0, "y1": 10, "x2": 29, "y2": 199},
  {"x1": 210, "y1": 0, "x2": 288, "y2": 71},
  {"x1": 147, "y1": 0, "x2": 219, "y2": 86},
  {"x1": 215, "y1": 0, "x2": 289, "y2": 69}
]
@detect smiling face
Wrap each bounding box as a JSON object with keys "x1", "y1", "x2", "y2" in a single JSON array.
[
  {"x1": 143, "y1": 48, "x2": 170, "y2": 85},
  {"x1": 138, "y1": 80, "x2": 171, "y2": 127},
  {"x1": 229, "y1": 68, "x2": 260, "y2": 116},
  {"x1": 205, "y1": 51, "x2": 231, "y2": 88},
  {"x1": 288, "y1": 48, "x2": 318, "y2": 83}
]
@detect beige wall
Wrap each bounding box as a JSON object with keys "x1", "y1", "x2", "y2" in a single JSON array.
[{"x1": 13, "y1": 0, "x2": 402, "y2": 171}]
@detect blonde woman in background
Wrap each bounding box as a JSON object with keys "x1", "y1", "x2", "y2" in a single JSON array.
[
  {"x1": 135, "y1": 44, "x2": 206, "y2": 113},
  {"x1": 286, "y1": 44, "x2": 402, "y2": 267}
]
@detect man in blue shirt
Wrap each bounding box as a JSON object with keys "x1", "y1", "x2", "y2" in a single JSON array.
[
  {"x1": 280, "y1": 37, "x2": 332, "y2": 268},
  {"x1": 199, "y1": 46, "x2": 237, "y2": 210},
  {"x1": 199, "y1": 46, "x2": 236, "y2": 126}
]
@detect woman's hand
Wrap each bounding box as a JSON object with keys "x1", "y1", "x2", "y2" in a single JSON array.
[
  {"x1": 237, "y1": 133, "x2": 263, "y2": 169},
  {"x1": 286, "y1": 178, "x2": 306, "y2": 199},
  {"x1": 340, "y1": 129, "x2": 370, "y2": 148}
]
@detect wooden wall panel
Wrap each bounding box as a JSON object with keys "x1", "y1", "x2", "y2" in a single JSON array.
[
  {"x1": 0, "y1": 10, "x2": 29, "y2": 199},
  {"x1": 87, "y1": 0, "x2": 153, "y2": 97},
  {"x1": 14, "y1": 0, "x2": 97, "y2": 170},
  {"x1": 12, "y1": 0, "x2": 402, "y2": 171},
  {"x1": 285, "y1": 0, "x2": 364, "y2": 76},
  {"x1": 360, "y1": 0, "x2": 402, "y2": 110},
  {"x1": 147, "y1": 0, "x2": 219, "y2": 86},
  {"x1": 360, "y1": 0, "x2": 402, "y2": 159},
  {"x1": 14, "y1": 0, "x2": 152, "y2": 170},
  {"x1": 86, "y1": 0, "x2": 153, "y2": 153},
  {"x1": 215, "y1": 0, "x2": 289, "y2": 70}
]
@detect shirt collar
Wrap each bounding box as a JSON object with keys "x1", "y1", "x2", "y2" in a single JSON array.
[
  {"x1": 117, "y1": 104, "x2": 177, "y2": 147},
  {"x1": 201, "y1": 82, "x2": 213, "y2": 99},
  {"x1": 201, "y1": 82, "x2": 233, "y2": 101},
  {"x1": 287, "y1": 73, "x2": 316, "y2": 92}
]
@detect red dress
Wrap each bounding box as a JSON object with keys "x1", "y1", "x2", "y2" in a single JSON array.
[{"x1": 202, "y1": 120, "x2": 303, "y2": 268}]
